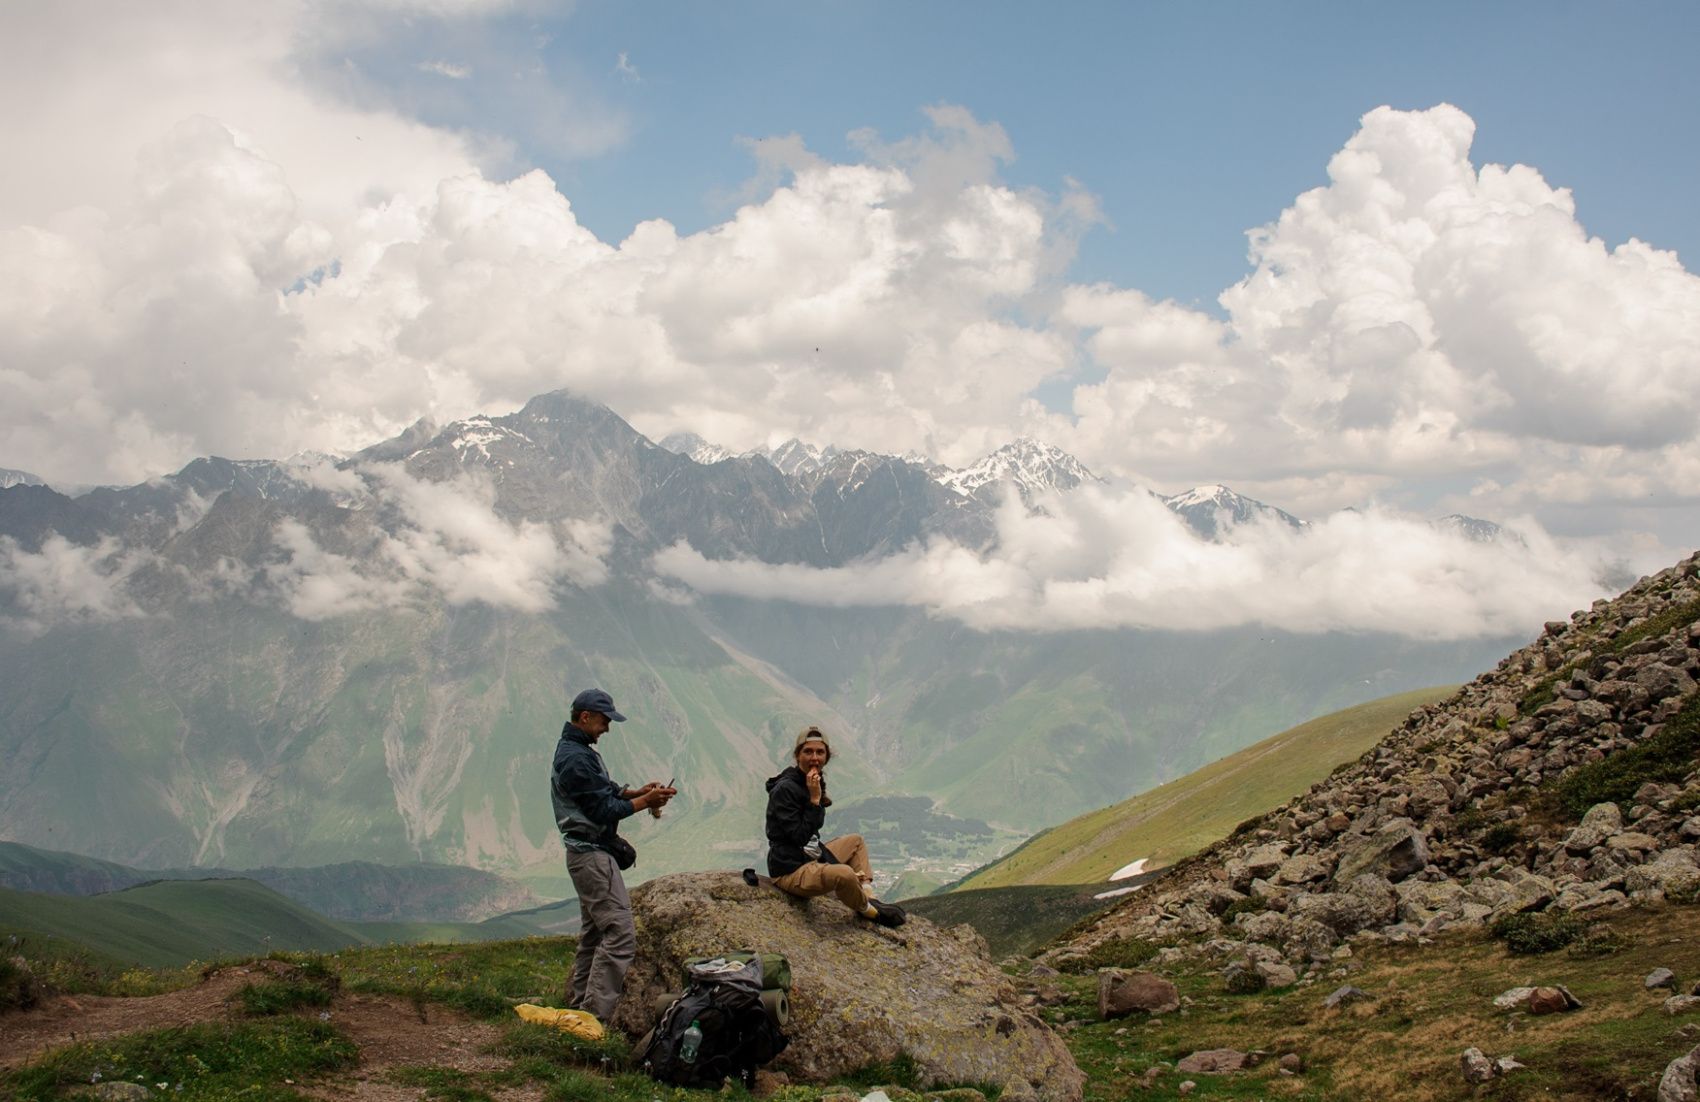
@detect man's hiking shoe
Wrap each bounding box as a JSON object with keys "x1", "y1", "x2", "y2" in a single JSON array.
[{"x1": 868, "y1": 900, "x2": 906, "y2": 928}]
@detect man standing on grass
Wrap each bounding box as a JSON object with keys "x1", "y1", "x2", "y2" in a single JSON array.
[{"x1": 551, "y1": 687, "x2": 675, "y2": 1022}]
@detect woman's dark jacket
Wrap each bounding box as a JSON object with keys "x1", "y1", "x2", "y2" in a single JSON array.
[{"x1": 765, "y1": 766, "x2": 832, "y2": 878}]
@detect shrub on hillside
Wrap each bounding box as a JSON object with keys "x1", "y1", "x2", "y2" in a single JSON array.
[
  {"x1": 1481, "y1": 823, "x2": 1522, "y2": 855},
  {"x1": 1547, "y1": 693, "x2": 1700, "y2": 819},
  {"x1": 1063, "y1": 936, "x2": 1161, "y2": 973},
  {"x1": 0, "y1": 955, "x2": 42, "y2": 1012},
  {"x1": 1490, "y1": 910, "x2": 1588, "y2": 954},
  {"x1": 1219, "y1": 896, "x2": 1267, "y2": 923}
]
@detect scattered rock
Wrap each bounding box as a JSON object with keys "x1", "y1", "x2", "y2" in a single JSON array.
[
  {"x1": 1254, "y1": 961, "x2": 1298, "y2": 989},
  {"x1": 1279, "y1": 1052, "x2": 1304, "y2": 1074},
  {"x1": 1527, "y1": 986, "x2": 1583, "y2": 1015},
  {"x1": 1668, "y1": 996, "x2": 1700, "y2": 1016},
  {"x1": 1324, "y1": 985, "x2": 1369, "y2": 1009},
  {"x1": 88, "y1": 1086, "x2": 152, "y2": 1102},
  {"x1": 1495, "y1": 1055, "x2": 1527, "y2": 1075},
  {"x1": 1041, "y1": 552, "x2": 1700, "y2": 1002},
  {"x1": 1650, "y1": 968, "x2": 1680, "y2": 990},
  {"x1": 1460, "y1": 1047, "x2": 1496, "y2": 1084},
  {"x1": 1660, "y1": 1043, "x2": 1700, "y2": 1102},
  {"x1": 1098, "y1": 970, "x2": 1181, "y2": 1019},
  {"x1": 1175, "y1": 1049, "x2": 1261, "y2": 1075},
  {"x1": 1177, "y1": 1083, "x2": 1196, "y2": 1097},
  {"x1": 1493, "y1": 986, "x2": 1536, "y2": 1010}
]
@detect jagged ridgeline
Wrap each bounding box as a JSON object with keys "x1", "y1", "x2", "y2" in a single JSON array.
[
  {"x1": 1052, "y1": 550, "x2": 1700, "y2": 964},
  {"x1": 0, "y1": 390, "x2": 1518, "y2": 890}
]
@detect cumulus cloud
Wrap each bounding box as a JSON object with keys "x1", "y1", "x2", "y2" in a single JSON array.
[
  {"x1": 1055, "y1": 105, "x2": 1700, "y2": 524},
  {"x1": 0, "y1": 2, "x2": 1695, "y2": 551},
  {"x1": 0, "y1": 536, "x2": 150, "y2": 636},
  {"x1": 653, "y1": 484, "x2": 1632, "y2": 641},
  {"x1": 265, "y1": 464, "x2": 611, "y2": 619}
]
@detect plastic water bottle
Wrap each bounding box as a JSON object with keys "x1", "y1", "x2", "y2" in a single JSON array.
[{"x1": 678, "y1": 1020, "x2": 703, "y2": 1064}]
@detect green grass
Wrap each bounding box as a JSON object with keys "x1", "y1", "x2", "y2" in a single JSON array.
[
  {"x1": 0, "y1": 1018, "x2": 358, "y2": 1101},
  {"x1": 330, "y1": 936, "x2": 579, "y2": 1020},
  {"x1": 899, "y1": 884, "x2": 1117, "y2": 959},
  {"x1": 956, "y1": 686, "x2": 1457, "y2": 889},
  {"x1": 1041, "y1": 902, "x2": 1700, "y2": 1101},
  {"x1": 0, "y1": 929, "x2": 201, "y2": 998},
  {"x1": 236, "y1": 977, "x2": 337, "y2": 1016},
  {"x1": 0, "y1": 876, "x2": 568, "y2": 971}
]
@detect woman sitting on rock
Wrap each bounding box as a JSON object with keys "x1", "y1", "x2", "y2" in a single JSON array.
[{"x1": 764, "y1": 726, "x2": 905, "y2": 927}]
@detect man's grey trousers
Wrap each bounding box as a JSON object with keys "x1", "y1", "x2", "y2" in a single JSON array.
[{"x1": 565, "y1": 848, "x2": 635, "y2": 1021}]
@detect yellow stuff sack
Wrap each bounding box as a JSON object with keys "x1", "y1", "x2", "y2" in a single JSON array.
[{"x1": 513, "y1": 1003, "x2": 605, "y2": 1041}]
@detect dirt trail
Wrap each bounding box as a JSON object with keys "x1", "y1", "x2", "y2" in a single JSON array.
[{"x1": 0, "y1": 963, "x2": 545, "y2": 1101}]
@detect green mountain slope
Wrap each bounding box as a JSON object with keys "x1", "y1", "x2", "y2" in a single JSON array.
[
  {"x1": 0, "y1": 878, "x2": 566, "y2": 969},
  {"x1": 0, "y1": 841, "x2": 540, "y2": 922},
  {"x1": 956, "y1": 684, "x2": 1456, "y2": 890},
  {"x1": 897, "y1": 883, "x2": 1118, "y2": 959}
]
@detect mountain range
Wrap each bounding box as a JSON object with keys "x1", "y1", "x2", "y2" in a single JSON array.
[{"x1": 0, "y1": 390, "x2": 1523, "y2": 895}]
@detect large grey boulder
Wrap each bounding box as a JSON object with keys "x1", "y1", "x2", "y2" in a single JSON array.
[
  {"x1": 1472, "y1": 870, "x2": 1556, "y2": 917},
  {"x1": 1660, "y1": 1043, "x2": 1700, "y2": 1102},
  {"x1": 1333, "y1": 819, "x2": 1430, "y2": 884},
  {"x1": 1396, "y1": 879, "x2": 1492, "y2": 926},
  {"x1": 1565, "y1": 803, "x2": 1624, "y2": 854},
  {"x1": 1288, "y1": 875, "x2": 1397, "y2": 937},
  {"x1": 612, "y1": 872, "x2": 1084, "y2": 1102},
  {"x1": 1626, "y1": 848, "x2": 1700, "y2": 897}
]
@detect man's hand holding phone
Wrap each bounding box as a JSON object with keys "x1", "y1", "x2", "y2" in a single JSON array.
[{"x1": 639, "y1": 778, "x2": 677, "y2": 818}]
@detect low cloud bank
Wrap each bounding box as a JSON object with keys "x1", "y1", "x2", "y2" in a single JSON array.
[
  {"x1": 0, "y1": 535, "x2": 148, "y2": 635},
  {"x1": 266, "y1": 464, "x2": 612, "y2": 620},
  {"x1": 0, "y1": 464, "x2": 612, "y2": 631},
  {"x1": 652, "y1": 485, "x2": 1633, "y2": 640}
]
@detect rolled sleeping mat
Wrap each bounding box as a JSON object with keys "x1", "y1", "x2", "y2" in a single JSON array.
[{"x1": 760, "y1": 987, "x2": 789, "y2": 1027}]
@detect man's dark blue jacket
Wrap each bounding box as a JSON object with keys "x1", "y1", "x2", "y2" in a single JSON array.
[{"x1": 551, "y1": 722, "x2": 635, "y2": 853}]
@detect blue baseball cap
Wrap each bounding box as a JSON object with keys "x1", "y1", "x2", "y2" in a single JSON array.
[{"x1": 571, "y1": 688, "x2": 626, "y2": 723}]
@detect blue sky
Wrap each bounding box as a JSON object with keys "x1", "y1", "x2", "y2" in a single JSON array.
[{"x1": 370, "y1": 1, "x2": 1700, "y2": 311}]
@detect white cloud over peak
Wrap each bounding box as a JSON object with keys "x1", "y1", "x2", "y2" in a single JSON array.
[
  {"x1": 652, "y1": 484, "x2": 1628, "y2": 641},
  {"x1": 0, "y1": 3, "x2": 1695, "y2": 550}
]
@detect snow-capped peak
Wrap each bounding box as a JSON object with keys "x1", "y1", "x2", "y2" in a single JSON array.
[
  {"x1": 937, "y1": 438, "x2": 1099, "y2": 502},
  {"x1": 659, "y1": 431, "x2": 735, "y2": 465},
  {"x1": 1162, "y1": 484, "x2": 1305, "y2": 540},
  {"x1": 0, "y1": 467, "x2": 46, "y2": 490},
  {"x1": 1432, "y1": 514, "x2": 1520, "y2": 546},
  {"x1": 1165, "y1": 484, "x2": 1237, "y2": 509},
  {"x1": 761, "y1": 438, "x2": 841, "y2": 479}
]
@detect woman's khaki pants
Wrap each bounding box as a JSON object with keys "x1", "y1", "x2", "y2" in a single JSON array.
[{"x1": 772, "y1": 834, "x2": 874, "y2": 913}]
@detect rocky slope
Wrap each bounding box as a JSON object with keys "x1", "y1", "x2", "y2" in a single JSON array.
[{"x1": 1051, "y1": 550, "x2": 1700, "y2": 966}]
